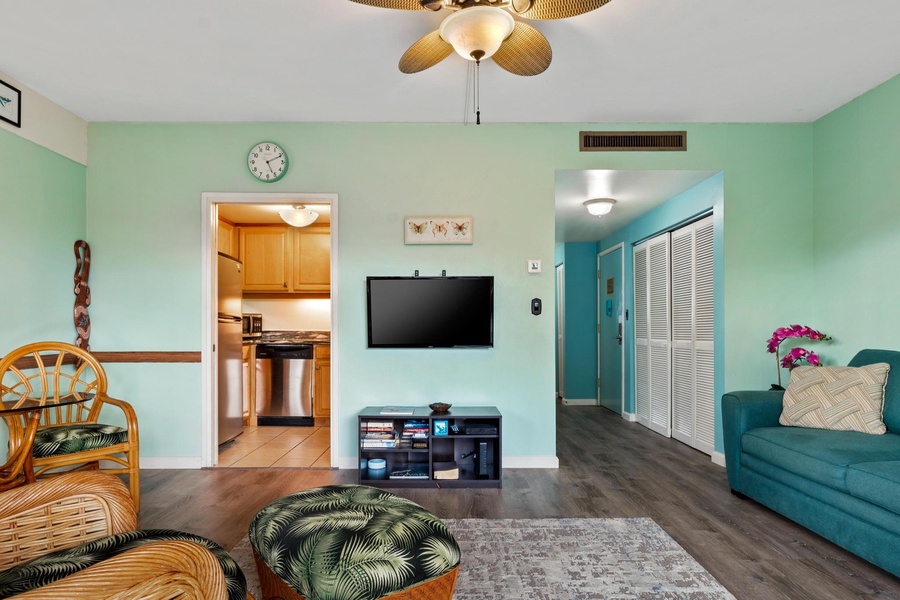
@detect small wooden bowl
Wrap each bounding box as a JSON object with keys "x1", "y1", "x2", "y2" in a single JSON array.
[{"x1": 429, "y1": 403, "x2": 451, "y2": 414}]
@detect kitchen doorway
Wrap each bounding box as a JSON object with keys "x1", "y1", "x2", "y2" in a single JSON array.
[{"x1": 201, "y1": 192, "x2": 339, "y2": 469}]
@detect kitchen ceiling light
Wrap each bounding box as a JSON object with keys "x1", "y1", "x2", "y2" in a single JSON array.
[
  {"x1": 279, "y1": 205, "x2": 319, "y2": 227},
  {"x1": 583, "y1": 198, "x2": 617, "y2": 217},
  {"x1": 439, "y1": 6, "x2": 515, "y2": 62}
]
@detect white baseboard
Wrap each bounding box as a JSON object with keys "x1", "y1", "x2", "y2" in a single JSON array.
[
  {"x1": 710, "y1": 451, "x2": 726, "y2": 467},
  {"x1": 140, "y1": 457, "x2": 203, "y2": 469},
  {"x1": 561, "y1": 398, "x2": 597, "y2": 406},
  {"x1": 504, "y1": 455, "x2": 559, "y2": 468},
  {"x1": 622, "y1": 411, "x2": 637, "y2": 422}
]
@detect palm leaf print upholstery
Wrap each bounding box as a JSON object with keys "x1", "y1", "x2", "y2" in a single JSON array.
[
  {"x1": 31, "y1": 423, "x2": 128, "y2": 458},
  {"x1": 249, "y1": 485, "x2": 460, "y2": 600},
  {"x1": 0, "y1": 529, "x2": 247, "y2": 599}
]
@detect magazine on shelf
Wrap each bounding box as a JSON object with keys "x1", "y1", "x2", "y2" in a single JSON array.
[
  {"x1": 389, "y1": 464, "x2": 430, "y2": 479},
  {"x1": 379, "y1": 406, "x2": 417, "y2": 416}
]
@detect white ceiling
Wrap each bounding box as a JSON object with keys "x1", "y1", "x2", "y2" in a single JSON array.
[
  {"x1": 3, "y1": 0, "x2": 899, "y2": 124},
  {"x1": 3, "y1": 0, "x2": 899, "y2": 242}
]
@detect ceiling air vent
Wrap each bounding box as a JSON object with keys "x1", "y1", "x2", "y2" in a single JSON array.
[{"x1": 580, "y1": 131, "x2": 687, "y2": 152}]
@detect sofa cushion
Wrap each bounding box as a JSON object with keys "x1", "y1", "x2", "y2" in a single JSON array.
[
  {"x1": 742, "y1": 427, "x2": 900, "y2": 492},
  {"x1": 846, "y1": 461, "x2": 900, "y2": 516},
  {"x1": 781, "y1": 364, "x2": 890, "y2": 434}
]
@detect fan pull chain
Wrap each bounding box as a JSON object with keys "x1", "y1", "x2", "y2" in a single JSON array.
[
  {"x1": 464, "y1": 60, "x2": 473, "y2": 125},
  {"x1": 475, "y1": 58, "x2": 481, "y2": 125}
]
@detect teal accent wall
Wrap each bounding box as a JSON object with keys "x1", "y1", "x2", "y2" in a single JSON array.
[
  {"x1": 560, "y1": 242, "x2": 598, "y2": 400},
  {"x1": 0, "y1": 130, "x2": 87, "y2": 352},
  {"x1": 812, "y1": 75, "x2": 900, "y2": 362},
  {"x1": 597, "y1": 173, "x2": 733, "y2": 450}
]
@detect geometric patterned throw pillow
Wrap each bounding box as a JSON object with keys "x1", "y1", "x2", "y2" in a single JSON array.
[{"x1": 780, "y1": 363, "x2": 890, "y2": 434}]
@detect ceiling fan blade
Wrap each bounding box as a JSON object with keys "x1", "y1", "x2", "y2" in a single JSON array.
[
  {"x1": 348, "y1": 0, "x2": 433, "y2": 10},
  {"x1": 515, "y1": 0, "x2": 612, "y2": 20},
  {"x1": 492, "y1": 22, "x2": 552, "y2": 76},
  {"x1": 399, "y1": 30, "x2": 453, "y2": 73}
]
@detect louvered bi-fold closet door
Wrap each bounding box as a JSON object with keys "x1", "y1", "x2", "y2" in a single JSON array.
[
  {"x1": 670, "y1": 216, "x2": 715, "y2": 455},
  {"x1": 633, "y1": 234, "x2": 671, "y2": 437}
]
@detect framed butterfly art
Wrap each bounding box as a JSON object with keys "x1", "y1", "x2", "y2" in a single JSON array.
[{"x1": 404, "y1": 216, "x2": 473, "y2": 245}]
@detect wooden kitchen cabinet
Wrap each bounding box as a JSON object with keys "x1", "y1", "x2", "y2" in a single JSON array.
[
  {"x1": 217, "y1": 219, "x2": 239, "y2": 257},
  {"x1": 239, "y1": 225, "x2": 330, "y2": 294},
  {"x1": 293, "y1": 229, "x2": 331, "y2": 292},
  {"x1": 239, "y1": 226, "x2": 292, "y2": 291},
  {"x1": 314, "y1": 344, "x2": 331, "y2": 424}
]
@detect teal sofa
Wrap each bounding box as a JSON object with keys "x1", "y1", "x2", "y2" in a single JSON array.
[{"x1": 722, "y1": 349, "x2": 900, "y2": 577}]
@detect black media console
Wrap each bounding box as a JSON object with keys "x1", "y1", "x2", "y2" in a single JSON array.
[{"x1": 358, "y1": 406, "x2": 502, "y2": 488}]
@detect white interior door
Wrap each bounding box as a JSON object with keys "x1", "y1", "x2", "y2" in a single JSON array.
[
  {"x1": 671, "y1": 216, "x2": 715, "y2": 455},
  {"x1": 633, "y1": 234, "x2": 671, "y2": 436}
]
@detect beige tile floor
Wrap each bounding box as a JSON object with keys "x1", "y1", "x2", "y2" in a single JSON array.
[{"x1": 216, "y1": 425, "x2": 331, "y2": 468}]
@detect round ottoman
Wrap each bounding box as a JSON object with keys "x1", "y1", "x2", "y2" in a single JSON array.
[{"x1": 249, "y1": 484, "x2": 460, "y2": 600}]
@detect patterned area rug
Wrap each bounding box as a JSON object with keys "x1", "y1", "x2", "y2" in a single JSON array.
[{"x1": 231, "y1": 517, "x2": 735, "y2": 599}]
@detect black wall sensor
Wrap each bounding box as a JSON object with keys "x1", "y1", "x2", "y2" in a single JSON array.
[{"x1": 532, "y1": 298, "x2": 542, "y2": 315}]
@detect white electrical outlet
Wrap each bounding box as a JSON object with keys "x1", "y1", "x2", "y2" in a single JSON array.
[{"x1": 527, "y1": 259, "x2": 542, "y2": 274}]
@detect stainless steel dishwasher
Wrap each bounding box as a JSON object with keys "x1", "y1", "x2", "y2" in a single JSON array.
[{"x1": 255, "y1": 343, "x2": 314, "y2": 426}]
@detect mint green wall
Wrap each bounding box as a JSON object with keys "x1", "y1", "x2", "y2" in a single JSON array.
[
  {"x1": 82, "y1": 122, "x2": 816, "y2": 465},
  {"x1": 812, "y1": 75, "x2": 900, "y2": 363},
  {"x1": 0, "y1": 130, "x2": 86, "y2": 352},
  {"x1": 85, "y1": 124, "x2": 559, "y2": 462},
  {"x1": 0, "y1": 130, "x2": 86, "y2": 452}
]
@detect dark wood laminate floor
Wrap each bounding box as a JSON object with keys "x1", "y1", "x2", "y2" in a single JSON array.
[{"x1": 139, "y1": 405, "x2": 900, "y2": 599}]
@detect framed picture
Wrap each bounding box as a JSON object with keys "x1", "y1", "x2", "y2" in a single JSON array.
[
  {"x1": 433, "y1": 419, "x2": 449, "y2": 436},
  {"x1": 0, "y1": 79, "x2": 21, "y2": 128},
  {"x1": 405, "y1": 216, "x2": 473, "y2": 245}
]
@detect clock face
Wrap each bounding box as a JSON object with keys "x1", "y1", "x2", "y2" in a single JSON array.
[{"x1": 247, "y1": 142, "x2": 288, "y2": 182}]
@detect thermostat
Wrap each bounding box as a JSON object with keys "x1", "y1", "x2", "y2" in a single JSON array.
[{"x1": 527, "y1": 259, "x2": 542, "y2": 274}]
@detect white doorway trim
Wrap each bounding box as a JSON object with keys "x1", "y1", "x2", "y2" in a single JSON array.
[
  {"x1": 200, "y1": 192, "x2": 339, "y2": 468},
  {"x1": 597, "y1": 243, "x2": 625, "y2": 415},
  {"x1": 555, "y1": 263, "x2": 565, "y2": 401}
]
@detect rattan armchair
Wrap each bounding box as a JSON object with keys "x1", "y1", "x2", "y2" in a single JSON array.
[
  {"x1": 0, "y1": 342, "x2": 140, "y2": 511},
  {"x1": 0, "y1": 471, "x2": 248, "y2": 599}
]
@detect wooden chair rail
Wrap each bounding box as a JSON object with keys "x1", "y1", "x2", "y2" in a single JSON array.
[{"x1": 12, "y1": 352, "x2": 201, "y2": 370}]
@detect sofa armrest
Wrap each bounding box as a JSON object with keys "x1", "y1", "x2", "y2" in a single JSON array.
[{"x1": 721, "y1": 390, "x2": 784, "y2": 491}]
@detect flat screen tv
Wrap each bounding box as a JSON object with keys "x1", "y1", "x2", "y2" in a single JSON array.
[{"x1": 367, "y1": 276, "x2": 493, "y2": 348}]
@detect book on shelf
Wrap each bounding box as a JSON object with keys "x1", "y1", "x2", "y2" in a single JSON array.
[
  {"x1": 389, "y1": 464, "x2": 430, "y2": 479},
  {"x1": 361, "y1": 439, "x2": 400, "y2": 449},
  {"x1": 432, "y1": 461, "x2": 459, "y2": 480},
  {"x1": 379, "y1": 406, "x2": 417, "y2": 416},
  {"x1": 362, "y1": 432, "x2": 396, "y2": 440},
  {"x1": 361, "y1": 421, "x2": 394, "y2": 430}
]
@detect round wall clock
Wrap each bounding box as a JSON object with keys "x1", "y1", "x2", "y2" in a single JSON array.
[{"x1": 247, "y1": 141, "x2": 288, "y2": 182}]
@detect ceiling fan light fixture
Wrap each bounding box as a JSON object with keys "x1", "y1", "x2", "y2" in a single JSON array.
[
  {"x1": 279, "y1": 205, "x2": 319, "y2": 227},
  {"x1": 583, "y1": 198, "x2": 617, "y2": 216},
  {"x1": 439, "y1": 6, "x2": 515, "y2": 61}
]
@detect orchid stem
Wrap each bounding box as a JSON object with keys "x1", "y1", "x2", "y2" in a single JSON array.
[{"x1": 776, "y1": 349, "x2": 782, "y2": 387}]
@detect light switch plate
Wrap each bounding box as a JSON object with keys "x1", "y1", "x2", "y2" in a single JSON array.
[{"x1": 527, "y1": 259, "x2": 542, "y2": 274}]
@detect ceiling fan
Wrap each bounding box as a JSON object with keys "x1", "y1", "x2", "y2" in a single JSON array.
[{"x1": 348, "y1": 0, "x2": 612, "y2": 76}]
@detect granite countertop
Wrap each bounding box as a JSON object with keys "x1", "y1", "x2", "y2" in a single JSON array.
[{"x1": 243, "y1": 330, "x2": 330, "y2": 345}]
